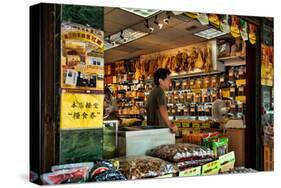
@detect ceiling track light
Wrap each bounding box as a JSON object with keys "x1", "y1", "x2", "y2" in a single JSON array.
[
  {"x1": 120, "y1": 30, "x2": 124, "y2": 39},
  {"x1": 163, "y1": 15, "x2": 171, "y2": 25},
  {"x1": 105, "y1": 35, "x2": 111, "y2": 43},
  {"x1": 145, "y1": 19, "x2": 154, "y2": 33},
  {"x1": 107, "y1": 35, "x2": 116, "y2": 46},
  {"x1": 120, "y1": 30, "x2": 128, "y2": 42},
  {"x1": 154, "y1": 15, "x2": 163, "y2": 29}
]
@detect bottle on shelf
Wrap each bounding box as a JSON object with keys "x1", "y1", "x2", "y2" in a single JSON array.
[
  {"x1": 238, "y1": 66, "x2": 246, "y2": 80},
  {"x1": 238, "y1": 85, "x2": 245, "y2": 96},
  {"x1": 219, "y1": 73, "x2": 227, "y2": 88},
  {"x1": 203, "y1": 76, "x2": 210, "y2": 88},
  {"x1": 211, "y1": 75, "x2": 218, "y2": 88},
  {"x1": 190, "y1": 79, "x2": 195, "y2": 89},
  {"x1": 184, "y1": 104, "x2": 189, "y2": 116}
]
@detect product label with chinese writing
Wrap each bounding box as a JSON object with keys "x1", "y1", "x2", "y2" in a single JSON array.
[
  {"x1": 60, "y1": 93, "x2": 104, "y2": 129},
  {"x1": 179, "y1": 166, "x2": 201, "y2": 177},
  {"x1": 202, "y1": 160, "x2": 221, "y2": 175}
]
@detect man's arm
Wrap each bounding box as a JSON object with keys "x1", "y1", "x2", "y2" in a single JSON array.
[{"x1": 159, "y1": 105, "x2": 177, "y2": 133}]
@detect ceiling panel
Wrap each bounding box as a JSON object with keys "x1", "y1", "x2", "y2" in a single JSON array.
[
  {"x1": 174, "y1": 35, "x2": 205, "y2": 44},
  {"x1": 134, "y1": 34, "x2": 167, "y2": 45},
  {"x1": 105, "y1": 9, "x2": 144, "y2": 27},
  {"x1": 174, "y1": 19, "x2": 211, "y2": 33},
  {"x1": 113, "y1": 45, "x2": 143, "y2": 53},
  {"x1": 154, "y1": 27, "x2": 188, "y2": 40},
  {"x1": 104, "y1": 21, "x2": 127, "y2": 36},
  {"x1": 125, "y1": 37, "x2": 159, "y2": 49},
  {"x1": 158, "y1": 41, "x2": 187, "y2": 49},
  {"x1": 104, "y1": 7, "x2": 115, "y2": 14},
  {"x1": 104, "y1": 49, "x2": 129, "y2": 62},
  {"x1": 104, "y1": 12, "x2": 212, "y2": 63}
]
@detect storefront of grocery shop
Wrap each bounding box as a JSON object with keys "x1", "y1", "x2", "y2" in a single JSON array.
[{"x1": 30, "y1": 3, "x2": 274, "y2": 185}]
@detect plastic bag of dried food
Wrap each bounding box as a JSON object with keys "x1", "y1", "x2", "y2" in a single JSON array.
[
  {"x1": 51, "y1": 162, "x2": 94, "y2": 172},
  {"x1": 93, "y1": 170, "x2": 127, "y2": 182},
  {"x1": 114, "y1": 156, "x2": 176, "y2": 180},
  {"x1": 218, "y1": 42, "x2": 230, "y2": 57},
  {"x1": 211, "y1": 137, "x2": 229, "y2": 158},
  {"x1": 176, "y1": 158, "x2": 213, "y2": 170},
  {"x1": 149, "y1": 143, "x2": 213, "y2": 163},
  {"x1": 41, "y1": 166, "x2": 91, "y2": 185},
  {"x1": 89, "y1": 160, "x2": 126, "y2": 181},
  {"x1": 90, "y1": 160, "x2": 114, "y2": 176}
]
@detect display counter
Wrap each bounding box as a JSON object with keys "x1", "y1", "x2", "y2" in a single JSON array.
[{"x1": 118, "y1": 126, "x2": 175, "y2": 156}]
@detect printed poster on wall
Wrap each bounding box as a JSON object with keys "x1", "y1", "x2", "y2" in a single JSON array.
[
  {"x1": 61, "y1": 22, "x2": 104, "y2": 91},
  {"x1": 261, "y1": 44, "x2": 274, "y2": 86},
  {"x1": 60, "y1": 92, "x2": 104, "y2": 129}
]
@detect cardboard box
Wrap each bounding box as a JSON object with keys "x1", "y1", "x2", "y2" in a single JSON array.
[
  {"x1": 219, "y1": 151, "x2": 235, "y2": 173},
  {"x1": 156, "y1": 174, "x2": 174, "y2": 178},
  {"x1": 179, "y1": 166, "x2": 202, "y2": 177},
  {"x1": 202, "y1": 160, "x2": 221, "y2": 175},
  {"x1": 225, "y1": 128, "x2": 245, "y2": 167}
]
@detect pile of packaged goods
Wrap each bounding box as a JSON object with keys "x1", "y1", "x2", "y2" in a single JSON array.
[
  {"x1": 148, "y1": 143, "x2": 214, "y2": 170},
  {"x1": 182, "y1": 131, "x2": 229, "y2": 159},
  {"x1": 113, "y1": 156, "x2": 177, "y2": 180},
  {"x1": 201, "y1": 133, "x2": 229, "y2": 158},
  {"x1": 41, "y1": 161, "x2": 126, "y2": 185},
  {"x1": 89, "y1": 160, "x2": 126, "y2": 182},
  {"x1": 221, "y1": 167, "x2": 258, "y2": 174}
]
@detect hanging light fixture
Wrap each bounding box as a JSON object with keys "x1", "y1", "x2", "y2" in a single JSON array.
[
  {"x1": 145, "y1": 19, "x2": 154, "y2": 33},
  {"x1": 120, "y1": 30, "x2": 128, "y2": 42},
  {"x1": 163, "y1": 15, "x2": 171, "y2": 25},
  {"x1": 154, "y1": 15, "x2": 163, "y2": 29},
  {"x1": 106, "y1": 35, "x2": 116, "y2": 46}
]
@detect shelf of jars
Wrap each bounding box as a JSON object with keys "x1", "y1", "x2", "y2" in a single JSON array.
[{"x1": 105, "y1": 59, "x2": 246, "y2": 121}]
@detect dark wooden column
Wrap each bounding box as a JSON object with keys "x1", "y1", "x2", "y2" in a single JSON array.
[
  {"x1": 30, "y1": 3, "x2": 61, "y2": 181},
  {"x1": 245, "y1": 18, "x2": 263, "y2": 170}
]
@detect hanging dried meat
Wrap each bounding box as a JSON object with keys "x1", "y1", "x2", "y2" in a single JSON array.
[
  {"x1": 189, "y1": 48, "x2": 198, "y2": 71},
  {"x1": 157, "y1": 56, "x2": 162, "y2": 68},
  {"x1": 194, "y1": 49, "x2": 204, "y2": 69},
  {"x1": 175, "y1": 52, "x2": 183, "y2": 72},
  {"x1": 166, "y1": 56, "x2": 171, "y2": 70},
  {"x1": 131, "y1": 59, "x2": 136, "y2": 73},
  {"x1": 144, "y1": 59, "x2": 150, "y2": 76},
  {"x1": 140, "y1": 60, "x2": 147, "y2": 78},
  {"x1": 204, "y1": 47, "x2": 212, "y2": 72},
  {"x1": 148, "y1": 58, "x2": 156, "y2": 77},
  {"x1": 170, "y1": 56, "x2": 177, "y2": 71},
  {"x1": 134, "y1": 59, "x2": 142, "y2": 80},
  {"x1": 161, "y1": 55, "x2": 169, "y2": 68},
  {"x1": 181, "y1": 52, "x2": 188, "y2": 72},
  {"x1": 184, "y1": 49, "x2": 192, "y2": 72},
  {"x1": 154, "y1": 56, "x2": 161, "y2": 73}
]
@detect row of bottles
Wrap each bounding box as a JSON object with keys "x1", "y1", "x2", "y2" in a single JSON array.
[{"x1": 166, "y1": 100, "x2": 244, "y2": 117}]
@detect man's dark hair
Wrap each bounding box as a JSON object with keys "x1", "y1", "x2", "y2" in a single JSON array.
[{"x1": 153, "y1": 68, "x2": 171, "y2": 85}]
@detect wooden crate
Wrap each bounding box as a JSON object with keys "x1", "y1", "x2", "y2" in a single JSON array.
[{"x1": 264, "y1": 145, "x2": 274, "y2": 171}]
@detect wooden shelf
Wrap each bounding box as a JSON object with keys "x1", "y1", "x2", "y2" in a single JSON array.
[
  {"x1": 144, "y1": 71, "x2": 223, "y2": 82},
  {"x1": 218, "y1": 55, "x2": 245, "y2": 61},
  {"x1": 218, "y1": 55, "x2": 246, "y2": 67}
]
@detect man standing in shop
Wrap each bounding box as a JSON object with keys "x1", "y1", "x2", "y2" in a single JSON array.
[{"x1": 146, "y1": 68, "x2": 178, "y2": 133}]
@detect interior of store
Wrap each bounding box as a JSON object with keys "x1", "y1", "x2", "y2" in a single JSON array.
[{"x1": 103, "y1": 8, "x2": 251, "y2": 166}]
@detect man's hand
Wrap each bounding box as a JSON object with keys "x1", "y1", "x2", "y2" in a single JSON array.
[
  {"x1": 159, "y1": 106, "x2": 178, "y2": 133},
  {"x1": 169, "y1": 124, "x2": 178, "y2": 134}
]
